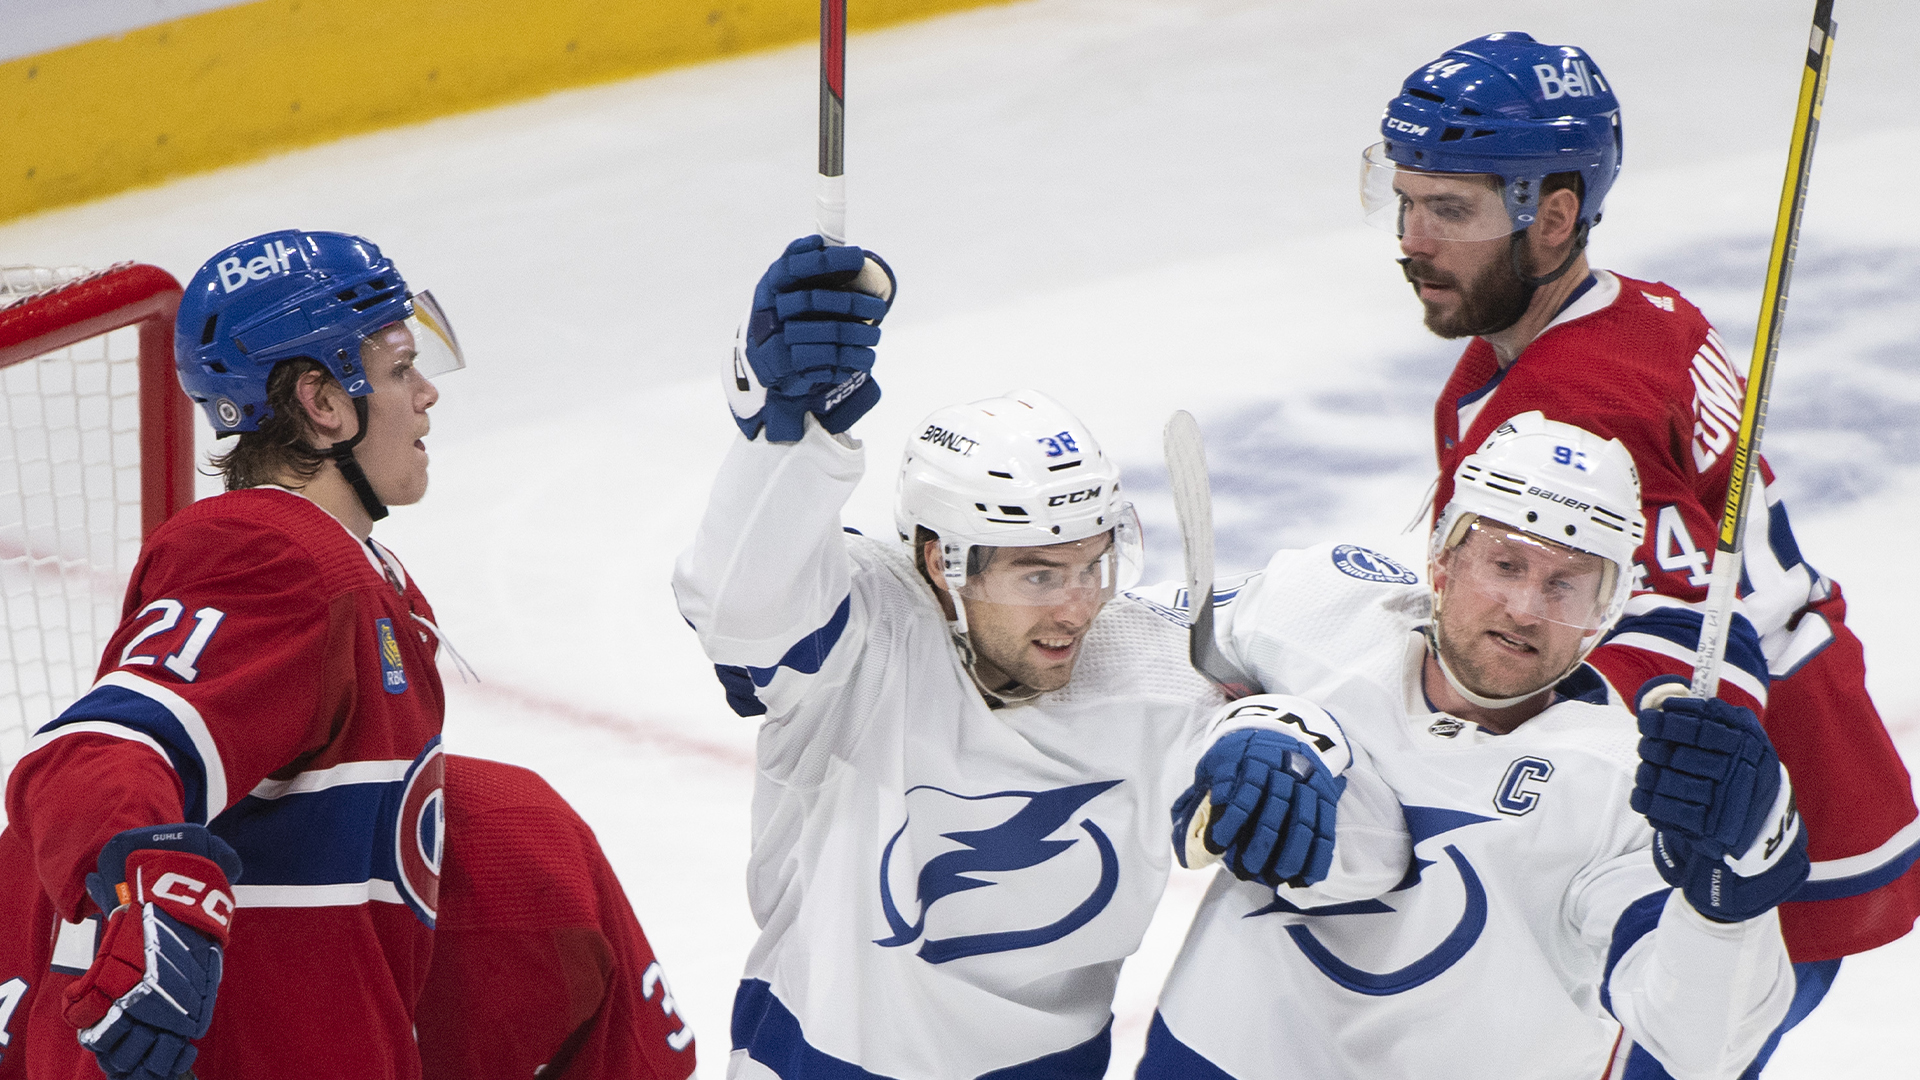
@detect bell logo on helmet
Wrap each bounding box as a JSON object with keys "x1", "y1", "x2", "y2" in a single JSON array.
[
  {"x1": 1533, "y1": 60, "x2": 1608, "y2": 101},
  {"x1": 215, "y1": 239, "x2": 299, "y2": 293}
]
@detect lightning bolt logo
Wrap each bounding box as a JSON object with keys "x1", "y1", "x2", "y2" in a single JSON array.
[{"x1": 875, "y1": 780, "x2": 1122, "y2": 964}]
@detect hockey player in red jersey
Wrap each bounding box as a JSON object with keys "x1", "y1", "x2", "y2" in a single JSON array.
[
  {"x1": 416, "y1": 755, "x2": 696, "y2": 1079},
  {"x1": 0, "y1": 230, "x2": 694, "y2": 1080},
  {"x1": 1364, "y1": 32, "x2": 1920, "y2": 1077}
]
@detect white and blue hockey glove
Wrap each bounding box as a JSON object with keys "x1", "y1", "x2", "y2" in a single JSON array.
[
  {"x1": 728, "y1": 234, "x2": 896, "y2": 443},
  {"x1": 1174, "y1": 697, "x2": 1350, "y2": 889},
  {"x1": 63, "y1": 824, "x2": 241, "y2": 1080},
  {"x1": 1632, "y1": 676, "x2": 1808, "y2": 922}
]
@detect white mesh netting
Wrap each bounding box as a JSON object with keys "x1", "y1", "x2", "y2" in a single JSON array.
[{"x1": 0, "y1": 267, "x2": 148, "y2": 784}]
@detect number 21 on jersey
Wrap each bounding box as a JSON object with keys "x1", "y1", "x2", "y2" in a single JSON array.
[{"x1": 119, "y1": 600, "x2": 228, "y2": 682}]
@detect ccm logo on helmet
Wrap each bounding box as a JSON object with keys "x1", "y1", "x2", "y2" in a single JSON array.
[
  {"x1": 1533, "y1": 60, "x2": 1608, "y2": 101},
  {"x1": 920, "y1": 424, "x2": 978, "y2": 456},
  {"x1": 1385, "y1": 117, "x2": 1430, "y2": 136},
  {"x1": 1046, "y1": 486, "x2": 1103, "y2": 507},
  {"x1": 151, "y1": 872, "x2": 237, "y2": 928},
  {"x1": 1526, "y1": 486, "x2": 1592, "y2": 514},
  {"x1": 217, "y1": 239, "x2": 298, "y2": 293}
]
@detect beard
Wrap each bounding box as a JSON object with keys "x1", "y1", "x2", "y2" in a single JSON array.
[{"x1": 1400, "y1": 242, "x2": 1534, "y2": 339}]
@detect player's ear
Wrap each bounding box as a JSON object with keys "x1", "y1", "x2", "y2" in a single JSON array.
[
  {"x1": 1530, "y1": 186, "x2": 1581, "y2": 258},
  {"x1": 291, "y1": 368, "x2": 355, "y2": 443},
  {"x1": 921, "y1": 538, "x2": 950, "y2": 593}
]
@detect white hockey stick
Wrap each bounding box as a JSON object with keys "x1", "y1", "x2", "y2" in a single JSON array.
[
  {"x1": 1165, "y1": 411, "x2": 1262, "y2": 868},
  {"x1": 816, "y1": 0, "x2": 847, "y2": 244}
]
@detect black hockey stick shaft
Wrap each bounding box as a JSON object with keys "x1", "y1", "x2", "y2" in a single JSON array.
[
  {"x1": 1691, "y1": 0, "x2": 1835, "y2": 699},
  {"x1": 816, "y1": 0, "x2": 848, "y2": 243}
]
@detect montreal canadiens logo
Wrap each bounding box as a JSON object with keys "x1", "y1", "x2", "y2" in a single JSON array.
[
  {"x1": 1331, "y1": 544, "x2": 1419, "y2": 585},
  {"x1": 393, "y1": 738, "x2": 445, "y2": 926}
]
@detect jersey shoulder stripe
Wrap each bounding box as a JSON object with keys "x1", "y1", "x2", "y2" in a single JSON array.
[{"x1": 27, "y1": 672, "x2": 227, "y2": 823}]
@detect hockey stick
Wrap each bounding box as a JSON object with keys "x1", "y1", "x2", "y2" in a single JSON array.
[
  {"x1": 1165, "y1": 411, "x2": 1261, "y2": 699},
  {"x1": 1165, "y1": 411, "x2": 1262, "y2": 869},
  {"x1": 1686, "y1": 0, "x2": 1836, "y2": 702},
  {"x1": 815, "y1": 0, "x2": 848, "y2": 244}
]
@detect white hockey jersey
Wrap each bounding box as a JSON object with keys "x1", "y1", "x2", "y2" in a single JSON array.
[
  {"x1": 1134, "y1": 541, "x2": 1793, "y2": 1080},
  {"x1": 673, "y1": 420, "x2": 1222, "y2": 1080}
]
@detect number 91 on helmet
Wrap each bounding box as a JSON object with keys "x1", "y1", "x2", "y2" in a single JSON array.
[{"x1": 894, "y1": 390, "x2": 1143, "y2": 628}]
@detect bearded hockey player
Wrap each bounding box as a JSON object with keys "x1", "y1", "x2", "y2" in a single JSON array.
[
  {"x1": 674, "y1": 237, "x2": 1224, "y2": 1080},
  {"x1": 1137, "y1": 415, "x2": 1800, "y2": 1080},
  {"x1": 0, "y1": 231, "x2": 693, "y2": 1080},
  {"x1": 1364, "y1": 32, "x2": 1918, "y2": 1073}
]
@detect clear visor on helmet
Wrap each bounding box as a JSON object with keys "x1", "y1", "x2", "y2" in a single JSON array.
[
  {"x1": 358, "y1": 291, "x2": 465, "y2": 387},
  {"x1": 1437, "y1": 517, "x2": 1616, "y2": 632},
  {"x1": 1359, "y1": 142, "x2": 1518, "y2": 243},
  {"x1": 948, "y1": 504, "x2": 1144, "y2": 607}
]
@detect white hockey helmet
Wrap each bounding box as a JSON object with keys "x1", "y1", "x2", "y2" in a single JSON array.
[
  {"x1": 895, "y1": 389, "x2": 1143, "y2": 630},
  {"x1": 1430, "y1": 411, "x2": 1646, "y2": 704}
]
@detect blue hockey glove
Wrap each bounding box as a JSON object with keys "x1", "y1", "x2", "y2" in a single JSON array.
[
  {"x1": 1632, "y1": 676, "x2": 1809, "y2": 922},
  {"x1": 63, "y1": 824, "x2": 241, "y2": 1080},
  {"x1": 728, "y1": 234, "x2": 896, "y2": 443},
  {"x1": 1175, "y1": 718, "x2": 1348, "y2": 889}
]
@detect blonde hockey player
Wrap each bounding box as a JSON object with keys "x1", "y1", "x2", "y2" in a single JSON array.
[{"x1": 1138, "y1": 414, "x2": 1802, "y2": 1080}]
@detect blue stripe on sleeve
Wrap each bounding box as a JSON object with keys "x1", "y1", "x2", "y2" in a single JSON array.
[
  {"x1": 1604, "y1": 607, "x2": 1770, "y2": 692},
  {"x1": 1794, "y1": 836, "x2": 1920, "y2": 902},
  {"x1": 1767, "y1": 498, "x2": 1807, "y2": 574},
  {"x1": 1600, "y1": 890, "x2": 1669, "y2": 1019},
  {"x1": 747, "y1": 596, "x2": 852, "y2": 688},
  {"x1": 39, "y1": 685, "x2": 210, "y2": 825}
]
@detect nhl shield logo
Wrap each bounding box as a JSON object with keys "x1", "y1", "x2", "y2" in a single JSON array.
[{"x1": 392, "y1": 738, "x2": 445, "y2": 926}]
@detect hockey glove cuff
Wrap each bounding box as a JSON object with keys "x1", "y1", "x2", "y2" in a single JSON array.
[
  {"x1": 63, "y1": 824, "x2": 240, "y2": 1080},
  {"x1": 1174, "y1": 696, "x2": 1351, "y2": 889}
]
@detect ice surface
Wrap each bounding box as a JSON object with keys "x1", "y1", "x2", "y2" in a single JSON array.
[{"x1": 1, "y1": 0, "x2": 1914, "y2": 1074}]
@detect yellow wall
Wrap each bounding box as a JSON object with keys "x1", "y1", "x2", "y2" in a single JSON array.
[{"x1": 1, "y1": 0, "x2": 1013, "y2": 222}]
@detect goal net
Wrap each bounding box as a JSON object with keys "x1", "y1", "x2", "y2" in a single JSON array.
[{"x1": 0, "y1": 263, "x2": 194, "y2": 788}]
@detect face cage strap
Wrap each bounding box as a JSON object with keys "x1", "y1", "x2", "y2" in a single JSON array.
[{"x1": 325, "y1": 395, "x2": 390, "y2": 523}]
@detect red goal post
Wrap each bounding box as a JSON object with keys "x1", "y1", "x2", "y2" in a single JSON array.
[{"x1": 0, "y1": 262, "x2": 195, "y2": 782}]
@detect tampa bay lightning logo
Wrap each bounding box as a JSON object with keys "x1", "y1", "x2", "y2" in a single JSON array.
[
  {"x1": 1251, "y1": 805, "x2": 1492, "y2": 995},
  {"x1": 875, "y1": 780, "x2": 1122, "y2": 964},
  {"x1": 1330, "y1": 544, "x2": 1419, "y2": 585}
]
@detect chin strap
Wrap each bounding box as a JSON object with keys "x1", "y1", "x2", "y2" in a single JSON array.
[
  {"x1": 947, "y1": 622, "x2": 1041, "y2": 711},
  {"x1": 1509, "y1": 220, "x2": 1590, "y2": 291},
  {"x1": 324, "y1": 396, "x2": 389, "y2": 523}
]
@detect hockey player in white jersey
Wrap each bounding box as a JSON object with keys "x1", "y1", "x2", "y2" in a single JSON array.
[
  {"x1": 1136, "y1": 414, "x2": 1803, "y2": 1080},
  {"x1": 674, "y1": 237, "x2": 1224, "y2": 1080}
]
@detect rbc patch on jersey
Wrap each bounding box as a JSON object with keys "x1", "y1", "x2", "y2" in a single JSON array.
[
  {"x1": 376, "y1": 618, "x2": 408, "y2": 694},
  {"x1": 1331, "y1": 544, "x2": 1419, "y2": 585}
]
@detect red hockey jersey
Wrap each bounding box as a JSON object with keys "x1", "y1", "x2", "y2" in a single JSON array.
[
  {"x1": 2, "y1": 487, "x2": 447, "y2": 1078},
  {"x1": 1433, "y1": 271, "x2": 1920, "y2": 960},
  {"x1": 416, "y1": 755, "x2": 697, "y2": 1080}
]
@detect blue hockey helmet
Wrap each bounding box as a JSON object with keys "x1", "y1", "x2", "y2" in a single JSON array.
[
  {"x1": 175, "y1": 230, "x2": 463, "y2": 434},
  {"x1": 1361, "y1": 32, "x2": 1623, "y2": 240}
]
